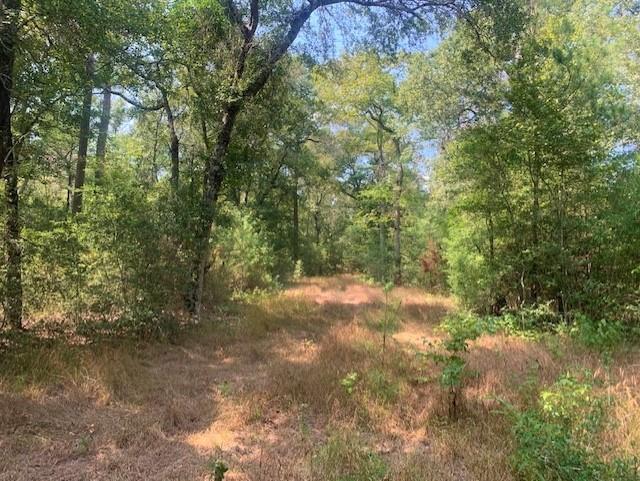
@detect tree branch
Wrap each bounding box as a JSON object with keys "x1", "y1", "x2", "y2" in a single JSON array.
[{"x1": 108, "y1": 89, "x2": 163, "y2": 111}]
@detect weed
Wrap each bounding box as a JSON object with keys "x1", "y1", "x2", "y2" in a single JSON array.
[
  {"x1": 206, "y1": 458, "x2": 228, "y2": 481},
  {"x1": 218, "y1": 381, "x2": 232, "y2": 398},
  {"x1": 365, "y1": 368, "x2": 399, "y2": 404},
  {"x1": 510, "y1": 374, "x2": 640, "y2": 481},
  {"x1": 311, "y1": 432, "x2": 388, "y2": 481},
  {"x1": 341, "y1": 372, "x2": 359, "y2": 395}
]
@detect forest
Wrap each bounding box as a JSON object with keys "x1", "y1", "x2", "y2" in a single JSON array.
[{"x1": 0, "y1": 0, "x2": 639, "y2": 480}]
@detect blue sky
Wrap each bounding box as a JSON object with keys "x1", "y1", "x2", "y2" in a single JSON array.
[{"x1": 294, "y1": 5, "x2": 443, "y2": 61}]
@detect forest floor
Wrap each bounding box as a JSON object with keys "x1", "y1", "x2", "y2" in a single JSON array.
[{"x1": 1, "y1": 275, "x2": 639, "y2": 480}]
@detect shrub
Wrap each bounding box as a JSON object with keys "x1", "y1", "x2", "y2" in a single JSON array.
[
  {"x1": 443, "y1": 214, "x2": 497, "y2": 311},
  {"x1": 292, "y1": 259, "x2": 304, "y2": 282},
  {"x1": 365, "y1": 368, "x2": 399, "y2": 404},
  {"x1": 428, "y1": 312, "x2": 485, "y2": 419},
  {"x1": 511, "y1": 374, "x2": 640, "y2": 481},
  {"x1": 567, "y1": 313, "x2": 627, "y2": 352},
  {"x1": 340, "y1": 371, "x2": 359, "y2": 395},
  {"x1": 213, "y1": 206, "x2": 277, "y2": 293},
  {"x1": 22, "y1": 167, "x2": 185, "y2": 333}
]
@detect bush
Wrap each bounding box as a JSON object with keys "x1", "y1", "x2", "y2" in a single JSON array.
[
  {"x1": 511, "y1": 374, "x2": 640, "y2": 481},
  {"x1": 444, "y1": 215, "x2": 497, "y2": 311},
  {"x1": 567, "y1": 314, "x2": 628, "y2": 352},
  {"x1": 428, "y1": 312, "x2": 485, "y2": 419},
  {"x1": 213, "y1": 206, "x2": 278, "y2": 293},
  {"x1": 22, "y1": 166, "x2": 185, "y2": 332}
]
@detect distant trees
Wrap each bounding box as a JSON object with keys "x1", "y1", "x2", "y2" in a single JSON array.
[
  {"x1": 184, "y1": 0, "x2": 504, "y2": 314},
  {"x1": 313, "y1": 52, "x2": 421, "y2": 285}
]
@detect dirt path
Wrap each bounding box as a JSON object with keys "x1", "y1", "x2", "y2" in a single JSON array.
[
  {"x1": 0, "y1": 276, "x2": 456, "y2": 481},
  {"x1": 4, "y1": 276, "x2": 636, "y2": 481}
]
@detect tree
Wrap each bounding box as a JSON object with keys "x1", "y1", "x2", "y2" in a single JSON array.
[
  {"x1": 0, "y1": 1, "x2": 22, "y2": 328},
  {"x1": 70, "y1": 54, "x2": 95, "y2": 214},
  {"x1": 411, "y1": 0, "x2": 640, "y2": 316}
]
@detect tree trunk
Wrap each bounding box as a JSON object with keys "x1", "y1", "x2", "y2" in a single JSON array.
[
  {"x1": 162, "y1": 90, "x2": 179, "y2": 190},
  {"x1": 187, "y1": 104, "x2": 240, "y2": 316},
  {"x1": 392, "y1": 143, "x2": 403, "y2": 286},
  {"x1": 94, "y1": 86, "x2": 111, "y2": 183},
  {"x1": 376, "y1": 128, "x2": 388, "y2": 282},
  {"x1": 0, "y1": 0, "x2": 19, "y2": 181},
  {"x1": 66, "y1": 147, "x2": 74, "y2": 211},
  {"x1": 0, "y1": 0, "x2": 21, "y2": 328},
  {"x1": 4, "y1": 148, "x2": 22, "y2": 329},
  {"x1": 71, "y1": 54, "x2": 95, "y2": 214},
  {"x1": 292, "y1": 173, "x2": 299, "y2": 262},
  {"x1": 151, "y1": 111, "x2": 162, "y2": 183},
  {"x1": 530, "y1": 152, "x2": 541, "y2": 303}
]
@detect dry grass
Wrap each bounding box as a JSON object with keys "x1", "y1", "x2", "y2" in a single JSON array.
[{"x1": 0, "y1": 274, "x2": 638, "y2": 480}]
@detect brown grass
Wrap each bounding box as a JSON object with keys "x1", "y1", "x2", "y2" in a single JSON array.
[{"x1": 0, "y1": 274, "x2": 638, "y2": 480}]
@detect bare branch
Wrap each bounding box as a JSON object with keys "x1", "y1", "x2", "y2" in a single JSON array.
[{"x1": 108, "y1": 89, "x2": 163, "y2": 111}]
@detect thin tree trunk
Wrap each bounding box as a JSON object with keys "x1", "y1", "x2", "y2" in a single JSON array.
[
  {"x1": 376, "y1": 128, "x2": 387, "y2": 282},
  {"x1": 94, "y1": 86, "x2": 111, "y2": 183},
  {"x1": 530, "y1": 152, "x2": 541, "y2": 303},
  {"x1": 151, "y1": 111, "x2": 162, "y2": 183},
  {"x1": 4, "y1": 148, "x2": 22, "y2": 329},
  {"x1": 66, "y1": 148, "x2": 75, "y2": 211},
  {"x1": 392, "y1": 139, "x2": 403, "y2": 286},
  {"x1": 292, "y1": 173, "x2": 299, "y2": 262},
  {"x1": 71, "y1": 55, "x2": 95, "y2": 214},
  {"x1": 162, "y1": 90, "x2": 179, "y2": 190}
]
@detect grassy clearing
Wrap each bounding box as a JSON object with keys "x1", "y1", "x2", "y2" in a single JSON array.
[{"x1": 0, "y1": 275, "x2": 638, "y2": 480}]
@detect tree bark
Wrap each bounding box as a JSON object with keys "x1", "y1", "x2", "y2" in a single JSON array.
[
  {"x1": 187, "y1": 104, "x2": 240, "y2": 316},
  {"x1": 161, "y1": 90, "x2": 179, "y2": 190},
  {"x1": 0, "y1": 0, "x2": 21, "y2": 328},
  {"x1": 71, "y1": 54, "x2": 95, "y2": 214},
  {"x1": 292, "y1": 173, "x2": 299, "y2": 262},
  {"x1": 151, "y1": 111, "x2": 162, "y2": 183},
  {"x1": 392, "y1": 139, "x2": 403, "y2": 286},
  {"x1": 0, "y1": 0, "x2": 19, "y2": 181},
  {"x1": 94, "y1": 86, "x2": 111, "y2": 183},
  {"x1": 4, "y1": 146, "x2": 22, "y2": 329}
]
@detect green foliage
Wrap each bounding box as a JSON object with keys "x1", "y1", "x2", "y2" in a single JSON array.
[
  {"x1": 292, "y1": 259, "x2": 304, "y2": 282},
  {"x1": 206, "y1": 458, "x2": 229, "y2": 481},
  {"x1": 21, "y1": 165, "x2": 185, "y2": 336},
  {"x1": 443, "y1": 215, "x2": 496, "y2": 310},
  {"x1": 539, "y1": 374, "x2": 606, "y2": 441},
  {"x1": 428, "y1": 312, "x2": 484, "y2": 419},
  {"x1": 312, "y1": 432, "x2": 388, "y2": 481},
  {"x1": 340, "y1": 371, "x2": 359, "y2": 395},
  {"x1": 566, "y1": 314, "x2": 629, "y2": 352},
  {"x1": 413, "y1": 0, "x2": 640, "y2": 325},
  {"x1": 213, "y1": 206, "x2": 277, "y2": 294},
  {"x1": 511, "y1": 374, "x2": 640, "y2": 481}
]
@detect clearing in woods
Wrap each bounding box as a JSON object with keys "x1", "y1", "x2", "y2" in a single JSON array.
[{"x1": 1, "y1": 275, "x2": 638, "y2": 480}]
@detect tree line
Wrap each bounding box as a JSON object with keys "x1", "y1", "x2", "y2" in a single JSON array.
[{"x1": 0, "y1": 0, "x2": 637, "y2": 335}]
